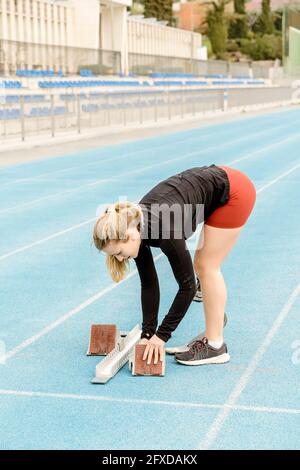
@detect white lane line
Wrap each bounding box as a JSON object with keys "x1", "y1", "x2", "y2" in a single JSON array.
[
  {"x1": 1, "y1": 138, "x2": 299, "y2": 436},
  {"x1": 1, "y1": 135, "x2": 300, "y2": 263},
  {"x1": 0, "y1": 217, "x2": 96, "y2": 262},
  {"x1": 0, "y1": 195, "x2": 140, "y2": 262},
  {"x1": 0, "y1": 389, "x2": 221, "y2": 410},
  {"x1": 0, "y1": 118, "x2": 269, "y2": 186},
  {"x1": 199, "y1": 279, "x2": 300, "y2": 450},
  {"x1": 2, "y1": 111, "x2": 296, "y2": 186},
  {"x1": 3, "y1": 159, "x2": 300, "y2": 362},
  {"x1": 2, "y1": 224, "x2": 203, "y2": 361},
  {"x1": 0, "y1": 388, "x2": 299, "y2": 416},
  {"x1": 234, "y1": 404, "x2": 300, "y2": 415},
  {"x1": 255, "y1": 161, "x2": 300, "y2": 194},
  {"x1": 2, "y1": 253, "x2": 164, "y2": 362},
  {"x1": 1, "y1": 120, "x2": 300, "y2": 216}
]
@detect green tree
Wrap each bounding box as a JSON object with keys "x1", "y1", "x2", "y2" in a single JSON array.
[
  {"x1": 273, "y1": 8, "x2": 283, "y2": 33},
  {"x1": 228, "y1": 0, "x2": 248, "y2": 39},
  {"x1": 260, "y1": 0, "x2": 275, "y2": 34},
  {"x1": 234, "y1": 0, "x2": 246, "y2": 15},
  {"x1": 143, "y1": 0, "x2": 174, "y2": 26},
  {"x1": 206, "y1": 0, "x2": 231, "y2": 58}
]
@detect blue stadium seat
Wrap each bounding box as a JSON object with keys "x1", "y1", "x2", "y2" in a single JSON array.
[{"x1": 154, "y1": 80, "x2": 184, "y2": 86}]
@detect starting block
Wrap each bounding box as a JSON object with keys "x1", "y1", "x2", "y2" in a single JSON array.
[
  {"x1": 86, "y1": 324, "x2": 128, "y2": 356},
  {"x1": 129, "y1": 344, "x2": 165, "y2": 377},
  {"x1": 91, "y1": 324, "x2": 142, "y2": 384}
]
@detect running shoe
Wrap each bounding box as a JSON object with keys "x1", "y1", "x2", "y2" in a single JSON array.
[
  {"x1": 175, "y1": 336, "x2": 230, "y2": 366},
  {"x1": 165, "y1": 312, "x2": 228, "y2": 355}
]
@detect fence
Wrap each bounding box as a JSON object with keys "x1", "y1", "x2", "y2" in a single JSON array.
[
  {"x1": 0, "y1": 86, "x2": 296, "y2": 143},
  {"x1": 0, "y1": 39, "x2": 275, "y2": 79},
  {"x1": 0, "y1": 40, "x2": 121, "y2": 75},
  {"x1": 128, "y1": 52, "x2": 255, "y2": 78}
]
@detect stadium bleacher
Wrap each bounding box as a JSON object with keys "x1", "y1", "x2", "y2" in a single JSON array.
[
  {"x1": 16, "y1": 69, "x2": 64, "y2": 77},
  {"x1": 0, "y1": 80, "x2": 23, "y2": 88},
  {"x1": 79, "y1": 69, "x2": 95, "y2": 77},
  {"x1": 35, "y1": 76, "x2": 265, "y2": 89},
  {"x1": 0, "y1": 69, "x2": 268, "y2": 123},
  {"x1": 0, "y1": 68, "x2": 267, "y2": 91}
]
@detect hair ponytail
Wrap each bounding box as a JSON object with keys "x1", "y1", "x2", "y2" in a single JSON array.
[{"x1": 92, "y1": 201, "x2": 144, "y2": 283}]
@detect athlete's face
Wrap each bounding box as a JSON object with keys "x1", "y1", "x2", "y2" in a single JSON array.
[{"x1": 103, "y1": 228, "x2": 141, "y2": 261}]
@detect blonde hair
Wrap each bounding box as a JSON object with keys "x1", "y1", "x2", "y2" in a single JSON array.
[{"x1": 92, "y1": 201, "x2": 144, "y2": 283}]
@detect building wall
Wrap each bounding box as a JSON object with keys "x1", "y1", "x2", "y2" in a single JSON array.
[
  {"x1": 127, "y1": 17, "x2": 202, "y2": 59},
  {"x1": 69, "y1": 0, "x2": 100, "y2": 49},
  {"x1": 0, "y1": 0, "x2": 202, "y2": 74},
  {"x1": 174, "y1": 0, "x2": 234, "y2": 32},
  {"x1": 0, "y1": 0, "x2": 101, "y2": 48},
  {"x1": 174, "y1": 2, "x2": 208, "y2": 31},
  {"x1": 0, "y1": 0, "x2": 73, "y2": 46}
]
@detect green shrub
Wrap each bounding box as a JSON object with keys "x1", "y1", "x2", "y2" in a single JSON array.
[
  {"x1": 273, "y1": 9, "x2": 283, "y2": 33},
  {"x1": 226, "y1": 40, "x2": 239, "y2": 52},
  {"x1": 228, "y1": 16, "x2": 249, "y2": 39},
  {"x1": 207, "y1": 9, "x2": 228, "y2": 55},
  {"x1": 240, "y1": 34, "x2": 282, "y2": 60}
]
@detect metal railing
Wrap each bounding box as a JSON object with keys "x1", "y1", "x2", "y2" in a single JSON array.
[
  {"x1": 0, "y1": 39, "x2": 276, "y2": 79},
  {"x1": 0, "y1": 40, "x2": 121, "y2": 75},
  {"x1": 0, "y1": 86, "x2": 296, "y2": 143},
  {"x1": 128, "y1": 53, "x2": 272, "y2": 78}
]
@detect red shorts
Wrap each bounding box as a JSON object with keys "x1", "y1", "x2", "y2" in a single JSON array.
[{"x1": 205, "y1": 165, "x2": 257, "y2": 229}]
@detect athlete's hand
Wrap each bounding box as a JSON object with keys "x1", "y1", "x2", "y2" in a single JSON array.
[
  {"x1": 138, "y1": 338, "x2": 150, "y2": 345},
  {"x1": 142, "y1": 334, "x2": 165, "y2": 365}
]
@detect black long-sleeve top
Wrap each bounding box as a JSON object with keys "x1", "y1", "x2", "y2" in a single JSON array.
[{"x1": 133, "y1": 164, "x2": 230, "y2": 343}]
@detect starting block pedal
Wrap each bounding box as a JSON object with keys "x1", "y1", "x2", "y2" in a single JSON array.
[
  {"x1": 129, "y1": 344, "x2": 165, "y2": 377},
  {"x1": 86, "y1": 324, "x2": 120, "y2": 356},
  {"x1": 91, "y1": 324, "x2": 142, "y2": 384}
]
